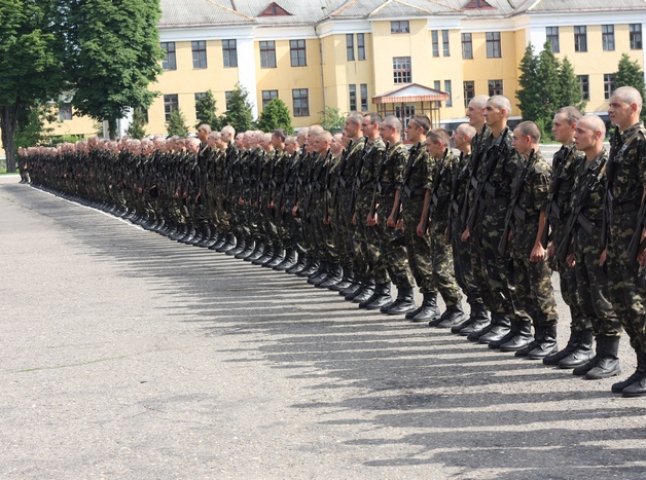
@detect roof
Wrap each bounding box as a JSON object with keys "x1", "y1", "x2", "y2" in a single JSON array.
[{"x1": 373, "y1": 83, "x2": 449, "y2": 104}]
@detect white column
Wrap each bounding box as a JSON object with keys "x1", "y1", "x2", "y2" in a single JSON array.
[{"x1": 236, "y1": 36, "x2": 259, "y2": 119}]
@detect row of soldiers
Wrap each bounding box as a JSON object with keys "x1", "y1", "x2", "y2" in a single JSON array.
[{"x1": 20, "y1": 86, "x2": 646, "y2": 397}]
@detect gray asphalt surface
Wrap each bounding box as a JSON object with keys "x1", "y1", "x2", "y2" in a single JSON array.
[{"x1": 1, "y1": 175, "x2": 645, "y2": 480}]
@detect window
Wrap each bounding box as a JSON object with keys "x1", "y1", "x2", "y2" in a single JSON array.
[
  {"x1": 192, "y1": 41, "x2": 207, "y2": 69},
  {"x1": 393, "y1": 56, "x2": 412, "y2": 84},
  {"x1": 488, "y1": 79, "x2": 503, "y2": 96},
  {"x1": 262, "y1": 90, "x2": 278, "y2": 108},
  {"x1": 486, "y1": 32, "x2": 501, "y2": 58},
  {"x1": 630, "y1": 24, "x2": 643, "y2": 50},
  {"x1": 346, "y1": 34, "x2": 355, "y2": 61},
  {"x1": 444, "y1": 80, "x2": 452, "y2": 107},
  {"x1": 442, "y1": 30, "x2": 450, "y2": 56},
  {"x1": 292, "y1": 89, "x2": 309, "y2": 117},
  {"x1": 391, "y1": 21, "x2": 409, "y2": 34},
  {"x1": 290, "y1": 39, "x2": 307, "y2": 67},
  {"x1": 574, "y1": 26, "x2": 587, "y2": 52},
  {"x1": 546, "y1": 26, "x2": 559, "y2": 53},
  {"x1": 59, "y1": 103, "x2": 72, "y2": 121},
  {"x1": 578, "y1": 75, "x2": 590, "y2": 101},
  {"x1": 461, "y1": 33, "x2": 473, "y2": 59},
  {"x1": 164, "y1": 94, "x2": 178, "y2": 121},
  {"x1": 434, "y1": 80, "x2": 441, "y2": 92},
  {"x1": 349, "y1": 84, "x2": 357, "y2": 111},
  {"x1": 360, "y1": 84, "x2": 368, "y2": 112},
  {"x1": 463, "y1": 81, "x2": 475, "y2": 108},
  {"x1": 225, "y1": 91, "x2": 234, "y2": 111},
  {"x1": 357, "y1": 33, "x2": 366, "y2": 60},
  {"x1": 602, "y1": 25, "x2": 615, "y2": 51},
  {"x1": 432, "y1": 30, "x2": 440, "y2": 57},
  {"x1": 222, "y1": 39, "x2": 238, "y2": 67},
  {"x1": 260, "y1": 41, "x2": 276, "y2": 68},
  {"x1": 604, "y1": 74, "x2": 615, "y2": 100},
  {"x1": 161, "y1": 42, "x2": 176, "y2": 70}
]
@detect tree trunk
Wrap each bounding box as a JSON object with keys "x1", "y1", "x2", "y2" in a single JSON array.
[
  {"x1": 0, "y1": 105, "x2": 18, "y2": 173},
  {"x1": 108, "y1": 118, "x2": 118, "y2": 140}
]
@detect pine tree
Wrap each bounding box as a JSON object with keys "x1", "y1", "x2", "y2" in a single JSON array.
[
  {"x1": 195, "y1": 90, "x2": 222, "y2": 130},
  {"x1": 614, "y1": 54, "x2": 646, "y2": 122},
  {"x1": 536, "y1": 41, "x2": 561, "y2": 124},
  {"x1": 516, "y1": 44, "x2": 542, "y2": 122},
  {"x1": 557, "y1": 57, "x2": 585, "y2": 112},
  {"x1": 166, "y1": 109, "x2": 188, "y2": 137},
  {"x1": 320, "y1": 106, "x2": 345, "y2": 132},
  {"x1": 223, "y1": 84, "x2": 254, "y2": 133},
  {"x1": 257, "y1": 99, "x2": 293, "y2": 133},
  {"x1": 127, "y1": 107, "x2": 147, "y2": 139}
]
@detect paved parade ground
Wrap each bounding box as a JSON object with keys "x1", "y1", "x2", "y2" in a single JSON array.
[{"x1": 1, "y1": 175, "x2": 645, "y2": 480}]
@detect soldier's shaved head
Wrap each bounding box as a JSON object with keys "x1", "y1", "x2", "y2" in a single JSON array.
[
  {"x1": 612, "y1": 86, "x2": 643, "y2": 113},
  {"x1": 488, "y1": 95, "x2": 512, "y2": 115}
]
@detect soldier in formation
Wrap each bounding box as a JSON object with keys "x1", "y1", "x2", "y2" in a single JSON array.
[{"x1": 20, "y1": 87, "x2": 646, "y2": 397}]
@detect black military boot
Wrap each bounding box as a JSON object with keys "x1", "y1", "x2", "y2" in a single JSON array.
[
  {"x1": 467, "y1": 318, "x2": 496, "y2": 342},
  {"x1": 265, "y1": 247, "x2": 286, "y2": 268},
  {"x1": 526, "y1": 323, "x2": 558, "y2": 360},
  {"x1": 477, "y1": 313, "x2": 511, "y2": 342},
  {"x1": 558, "y1": 330, "x2": 595, "y2": 369},
  {"x1": 218, "y1": 233, "x2": 238, "y2": 253},
  {"x1": 237, "y1": 238, "x2": 257, "y2": 260},
  {"x1": 584, "y1": 335, "x2": 621, "y2": 379},
  {"x1": 253, "y1": 244, "x2": 274, "y2": 265},
  {"x1": 499, "y1": 319, "x2": 534, "y2": 352},
  {"x1": 286, "y1": 255, "x2": 307, "y2": 274},
  {"x1": 340, "y1": 280, "x2": 362, "y2": 298},
  {"x1": 274, "y1": 248, "x2": 298, "y2": 271},
  {"x1": 298, "y1": 258, "x2": 320, "y2": 277},
  {"x1": 210, "y1": 231, "x2": 227, "y2": 250},
  {"x1": 318, "y1": 264, "x2": 343, "y2": 288},
  {"x1": 201, "y1": 225, "x2": 218, "y2": 248},
  {"x1": 331, "y1": 267, "x2": 355, "y2": 292},
  {"x1": 454, "y1": 303, "x2": 489, "y2": 334},
  {"x1": 168, "y1": 224, "x2": 185, "y2": 241},
  {"x1": 361, "y1": 282, "x2": 393, "y2": 310},
  {"x1": 410, "y1": 292, "x2": 440, "y2": 323},
  {"x1": 245, "y1": 241, "x2": 264, "y2": 261},
  {"x1": 351, "y1": 279, "x2": 376, "y2": 304},
  {"x1": 308, "y1": 261, "x2": 328, "y2": 285},
  {"x1": 227, "y1": 235, "x2": 246, "y2": 255},
  {"x1": 613, "y1": 351, "x2": 646, "y2": 395},
  {"x1": 382, "y1": 286, "x2": 416, "y2": 315},
  {"x1": 543, "y1": 329, "x2": 580, "y2": 366}
]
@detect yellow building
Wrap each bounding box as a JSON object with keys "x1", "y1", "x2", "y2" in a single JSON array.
[{"x1": 45, "y1": 0, "x2": 646, "y2": 137}]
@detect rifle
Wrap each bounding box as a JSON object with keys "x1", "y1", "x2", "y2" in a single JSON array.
[
  {"x1": 332, "y1": 140, "x2": 352, "y2": 214},
  {"x1": 466, "y1": 128, "x2": 510, "y2": 233},
  {"x1": 368, "y1": 142, "x2": 390, "y2": 221},
  {"x1": 349, "y1": 137, "x2": 370, "y2": 218},
  {"x1": 556, "y1": 156, "x2": 607, "y2": 263},
  {"x1": 541, "y1": 145, "x2": 573, "y2": 248},
  {"x1": 459, "y1": 126, "x2": 487, "y2": 225},
  {"x1": 601, "y1": 127, "x2": 621, "y2": 248},
  {"x1": 498, "y1": 149, "x2": 536, "y2": 256},
  {"x1": 424, "y1": 148, "x2": 451, "y2": 233}
]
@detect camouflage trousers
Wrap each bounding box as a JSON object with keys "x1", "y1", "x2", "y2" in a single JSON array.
[
  {"x1": 376, "y1": 202, "x2": 414, "y2": 289},
  {"x1": 607, "y1": 218, "x2": 646, "y2": 352},
  {"x1": 402, "y1": 209, "x2": 435, "y2": 295},
  {"x1": 510, "y1": 249, "x2": 558, "y2": 328},
  {"x1": 450, "y1": 218, "x2": 485, "y2": 308},
  {"x1": 430, "y1": 220, "x2": 462, "y2": 308},
  {"x1": 356, "y1": 201, "x2": 389, "y2": 284}
]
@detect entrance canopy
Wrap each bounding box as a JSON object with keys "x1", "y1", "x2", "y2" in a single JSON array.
[{"x1": 373, "y1": 83, "x2": 448, "y2": 128}]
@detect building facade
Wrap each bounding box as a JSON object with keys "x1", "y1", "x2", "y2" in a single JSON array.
[{"x1": 46, "y1": 0, "x2": 646, "y2": 137}]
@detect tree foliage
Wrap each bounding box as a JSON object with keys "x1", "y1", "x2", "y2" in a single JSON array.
[
  {"x1": 320, "y1": 106, "x2": 345, "y2": 132},
  {"x1": 166, "y1": 109, "x2": 188, "y2": 137},
  {"x1": 223, "y1": 84, "x2": 254, "y2": 133},
  {"x1": 14, "y1": 103, "x2": 56, "y2": 149},
  {"x1": 516, "y1": 44, "x2": 541, "y2": 122},
  {"x1": 0, "y1": 0, "x2": 65, "y2": 172},
  {"x1": 614, "y1": 54, "x2": 646, "y2": 123},
  {"x1": 195, "y1": 90, "x2": 223, "y2": 130},
  {"x1": 557, "y1": 57, "x2": 585, "y2": 112},
  {"x1": 257, "y1": 99, "x2": 293, "y2": 133},
  {"x1": 66, "y1": 0, "x2": 163, "y2": 139},
  {"x1": 127, "y1": 107, "x2": 148, "y2": 139}
]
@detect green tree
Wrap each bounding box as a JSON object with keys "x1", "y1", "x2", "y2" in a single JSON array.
[
  {"x1": 0, "y1": 0, "x2": 65, "y2": 172},
  {"x1": 557, "y1": 57, "x2": 585, "y2": 112},
  {"x1": 257, "y1": 99, "x2": 293, "y2": 133},
  {"x1": 223, "y1": 84, "x2": 254, "y2": 133},
  {"x1": 320, "y1": 106, "x2": 345, "y2": 132},
  {"x1": 14, "y1": 102, "x2": 56, "y2": 149},
  {"x1": 516, "y1": 44, "x2": 542, "y2": 122},
  {"x1": 66, "y1": 0, "x2": 162, "y2": 139},
  {"x1": 614, "y1": 53, "x2": 646, "y2": 122},
  {"x1": 536, "y1": 41, "x2": 561, "y2": 124},
  {"x1": 195, "y1": 90, "x2": 222, "y2": 130},
  {"x1": 127, "y1": 107, "x2": 148, "y2": 139},
  {"x1": 166, "y1": 109, "x2": 188, "y2": 137}
]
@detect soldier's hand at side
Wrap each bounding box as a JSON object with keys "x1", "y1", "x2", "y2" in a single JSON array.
[
  {"x1": 416, "y1": 222, "x2": 425, "y2": 238},
  {"x1": 530, "y1": 242, "x2": 545, "y2": 263},
  {"x1": 366, "y1": 213, "x2": 377, "y2": 227},
  {"x1": 546, "y1": 241, "x2": 556, "y2": 259},
  {"x1": 352, "y1": 213, "x2": 357, "y2": 226},
  {"x1": 599, "y1": 248, "x2": 608, "y2": 266},
  {"x1": 461, "y1": 228, "x2": 470, "y2": 243},
  {"x1": 396, "y1": 219, "x2": 404, "y2": 231},
  {"x1": 566, "y1": 253, "x2": 576, "y2": 269},
  {"x1": 638, "y1": 248, "x2": 646, "y2": 267},
  {"x1": 291, "y1": 205, "x2": 298, "y2": 217}
]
